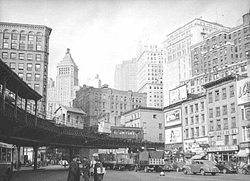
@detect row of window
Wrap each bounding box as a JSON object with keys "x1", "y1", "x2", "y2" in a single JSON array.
[
  {"x1": 209, "y1": 117, "x2": 236, "y2": 131},
  {"x1": 208, "y1": 85, "x2": 235, "y2": 103},
  {"x1": 2, "y1": 52, "x2": 42, "y2": 61},
  {"x1": 208, "y1": 103, "x2": 236, "y2": 118},
  {"x1": 184, "y1": 102, "x2": 204, "y2": 115},
  {"x1": 2, "y1": 41, "x2": 43, "y2": 51},
  {"x1": 184, "y1": 114, "x2": 205, "y2": 125},
  {"x1": 185, "y1": 126, "x2": 206, "y2": 139},
  {"x1": 209, "y1": 134, "x2": 238, "y2": 146},
  {"x1": 2, "y1": 30, "x2": 43, "y2": 41},
  {"x1": 17, "y1": 72, "x2": 41, "y2": 81},
  {"x1": 9, "y1": 62, "x2": 41, "y2": 71}
]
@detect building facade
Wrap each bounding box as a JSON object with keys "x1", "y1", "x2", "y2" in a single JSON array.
[
  {"x1": 163, "y1": 18, "x2": 227, "y2": 106},
  {"x1": 54, "y1": 105, "x2": 86, "y2": 129},
  {"x1": 203, "y1": 75, "x2": 240, "y2": 161},
  {"x1": 122, "y1": 107, "x2": 164, "y2": 143},
  {"x1": 73, "y1": 85, "x2": 147, "y2": 127},
  {"x1": 114, "y1": 59, "x2": 137, "y2": 92},
  {"x1": 0, "y1": 22, "x2": 52, "y2": 118},
  {"x1": 86, "y1": 74, "x2": 102, "y2": 88},
  {"x1": 136, "y1": 40, "x2": 164, "y2": 108},
  {"x1": 47, "y1": 48, "x2": 80, "y2": 115},
  {"x1": 182, "y1": 94, "x2": 208, "y2": 155}
]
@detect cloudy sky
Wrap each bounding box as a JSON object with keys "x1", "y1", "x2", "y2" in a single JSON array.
[{"x1": 0, "y1": 0, "x2": 249, "y2": 87}]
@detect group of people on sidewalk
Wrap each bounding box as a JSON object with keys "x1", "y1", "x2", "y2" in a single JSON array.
[{"x1": 67, "y1": 155, "x2": 105, "y2": 181}]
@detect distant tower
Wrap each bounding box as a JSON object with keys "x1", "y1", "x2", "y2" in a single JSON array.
[{"x1": 56, "y1": 48, "x2": 80, "y2": 107}]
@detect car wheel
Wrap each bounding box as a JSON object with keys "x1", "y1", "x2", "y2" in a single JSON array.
[
  {"x1": 193, "y1": 172, "x2": 197, "y2": 175},
  {"x1": 223, "y1": 169, "x2": 227, "y2": 174},
  {"x1": 183, "y1": 168, "x2": 188, "y2": 174},
  {"x1": 200, "y1": 169, "x2": 205, "y2": 176},
  {"x1": 211, "y1": 172, "x2": 216, "y2": 176},
  {"x1": 176, "y1": 167, "x2": 180, "y2": 172}
]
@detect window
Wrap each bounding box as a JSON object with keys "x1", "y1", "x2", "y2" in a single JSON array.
[
  {"x1": 191, "y1": 128, "x2": 194, "y2": 138},
  {"x1": 19, "y1": 42, "x2": 25, "y2": 50},
  {"x1": 242, "y1": 127, "x2": 250, "y2": 142},
  {"x1": 195, "y1": 115, "x2": 199, "y2": 124},
  {"x1": 201, "y1": 102, "x2": 204, "y2": 111},
  {"x1": 159, "y1": 133, "x2": 163, "y2": 141},
  {"x1": 28, "y1": 43, "x2": 33, "y2": 50},
  {"x1": 195, "y1": 104, "x2": 198, "y2": 112},
  {"x1": 195, "y1": 127, "x2": 199, "y2": 137},
  {"x1": 223, "y1": 105, "x2": 227, "y2": 115},
  {"x1": 11, "y1": 31, "x2": 18, "y2": 40},
  {"x1": 2, "y1": 52, "x2": 8, "y2": 59},
  {"x1": 215, "y1": 90, "x2": 220, "y2": 101},
  {"x1": 9, "y1": 53, "x2": 16, "y2": 59},
  {"x1": 202, "y1": 126, "x2": 205, "y2": 136},
  {"x1": 11, "y1": 42, "x2": 17, "y2": 49},
  {"x1": 224, "y1": 118, "x2": 228, "y2": 130},
  {"x1": 229, "y1": 85, "x2": 234, "y2": 97},
  {"x1": 210, "y1": 120, "x2": 214, "y2": 131},
  {"x1": 208, "y1": 92, "x2": 213, "y2": 103},
  {"x1": 27, "y1": 53, "x2": 33, "y2": 60},
  {"x1": 185, "y1": 129, "x2": 189, "y2": 138},
  {"x1": 222, "y1": 88, "x2": 227, "y2": 99},
  {"x1": 34, "y1": 84, "x2": 40, "y2": 92},
  {"x1": 36, "y1": 44, "x2": 42, "y2": 51},
  {"x1": 216, "y1": 119, "x2": 221, "y2": 130},
  {"x1": 3, "y1": 42, "x2": 9, "y2": 48},
  {"x1": 191, "y1": 116, "x2": 194, "y2": 125},
  {"x1": 225, "y1": 135, "x2": 229, "y2": 145},
  {"x1": 20, "y1": 32, "x2": 26, "y2": 41},
  {"x1": 18, "y1": 72, "x2": 23, "y2": 79},
  {"x1": 35, "y1": 74, "x2": 40, "y2": 81},
  {"x1": 231, "y1": 117, "x2": 236, "y2": 128},
  {"x1": 18, "y1": 63, "x2": 24, "y2": 70},
  {"x1": 28, "y1": 32, "x2": 34, "y2": 41},
  {"x1": 153, "y1": 114, "x2": 157, "y2": 119},
  {"x1": 10, "y1": 63, "x2": 16, "y2": 70},
  {"x1": 36, "y1": 34, "x2": 42, "y2": 42},
  {"x1": 27, "y1": 63, "x2": 32, "y2": 71},
  {"x1": 201, "y1": 114, "x2": 205, "y2": 123},
  {"x1": 185, "y1": 107, "x2": 188, "y2": 115},
  {"x1": 36, "y1": 54, "x2": 41, "y2": 61},
  {"x1": 26, "y1": 73, "x2": 32, "y2": 81},
  {"x1": 232, "y1": 134, "x2": 237, "y2": 145},
  {"x1": 19, "y1": 53, "x2": 24, "y2": 60},
  {"x1": 231, "y1": 103, "x2": 235, "y2": 113},
  {"x1": 35, "y1": 64, "x2": 41, "y2": 71},
  {"x1": 190, "y1": 105, "x2": 193, "y2": 113},
  {"x1": 159, "y1": 123, "x2": 162, "y2": 129},
  {"x1": 185, "y1": 118, "x2": 188, "y2": 125},
  {"x1": 209, "y1": 108, "x2": 213, "y2": 118},
  {"x1": 216, "y1": 107, "x2": 220, "y2": 117}
]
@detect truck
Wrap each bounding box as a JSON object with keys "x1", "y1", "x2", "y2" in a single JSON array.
[
  {"x1": 99, "y1": 153, "x2": 135, "y2": 171},
  {"x1": 134, "y1": 150, "x2": 173, "y2": 172}
]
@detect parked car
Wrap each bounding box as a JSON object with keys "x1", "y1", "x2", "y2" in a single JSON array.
[
  {"x1": 216, "y1": 161, "x2": 237, "y2": 174},
  {"x1": 172, "y1": 161, "x2": 185, "y2": 172},
  {"x1": 182, "y1": 159, "x2": 220, "y2": 176}
]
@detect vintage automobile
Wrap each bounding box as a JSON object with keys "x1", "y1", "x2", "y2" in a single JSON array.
[
  {"x1": 182, "y1": 159, "x2": 220, "y2": 176},
  {"x1": 215, "y1": 161, "x2": 237, "y2": 174}
]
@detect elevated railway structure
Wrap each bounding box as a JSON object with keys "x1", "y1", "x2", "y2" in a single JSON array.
[{"x1": 0, "y1": 59, "x2": 163, "y2": 170}]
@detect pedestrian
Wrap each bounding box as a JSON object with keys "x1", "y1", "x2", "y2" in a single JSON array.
[
  {"x1": 90, "y1": 157, "x2": 96, "y2": 178},
  {"x1": 67, "y1": 155, "x2": 81, "y2": 181},
  {"x1": 94, "y1": 159, "x2": 103, "y2": 181},
  {"x1": 82, "y1": 157, "x2": 90, "y2": 181}
]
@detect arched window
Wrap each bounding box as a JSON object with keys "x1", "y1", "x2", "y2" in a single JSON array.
[
  {"x1": 11, "y1": 30, "x2": 18, "y2": 49},
  {"x1": 20, "y1": 31, "x2": 26, "y2": 41},
  {"x1": 28, "y1": 31, "x2": 34, "y2": 41},
  {"x1": 3, "y1": 29, "x2": 10, "y2": 39},
  {"x1": 36, "y1": 32, "x2": 42, "y2": 42}
]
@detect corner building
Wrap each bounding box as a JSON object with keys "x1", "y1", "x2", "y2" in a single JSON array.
[{"x1": 0, "y1": 22, "x2": 52, "y2": 117}]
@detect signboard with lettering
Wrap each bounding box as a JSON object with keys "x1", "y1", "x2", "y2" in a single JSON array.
[
  {"x1": 207, "y1": 145, "x2": 238, "y2": 152},
  {"x1": 169, "y1": 85, "x2": 187, "y2": 105},
  {"x1": 164, "y1": 109, "x2": 181, "y2": 127},
  {"x1": 237, "y1": 77, "x2": 250, "y2": 105}
]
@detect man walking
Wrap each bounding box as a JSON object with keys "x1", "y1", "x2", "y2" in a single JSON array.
[{"x1": 82, "y1": 157, "x2": 90, "y2": 181}]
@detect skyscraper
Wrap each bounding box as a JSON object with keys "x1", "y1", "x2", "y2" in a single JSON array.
[
  {"x1": 0, "y1": 22, "x2": 52, "y2": 118},
  {"x1": 47, "y1": 48, "x2": 80, "y2": 114},
  {"x1": 162, "y1": 18, "x2": 227, "y2": 106},
  {"x1": 114, "y1": 59, "x2": 137, "y2": 92},
  {"x1": 136, "y1": 39, "x2": 164, "y2": 108}
]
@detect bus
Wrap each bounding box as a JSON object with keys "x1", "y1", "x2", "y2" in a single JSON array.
[{"x1": 0, "y1": 142, "x2": 13, "y2": 181}]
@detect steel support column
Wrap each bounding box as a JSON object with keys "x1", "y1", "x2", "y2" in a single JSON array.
[
  {"x1": 1, "y1": 78, "x2": 6, "y2": 110},
  {"x1": 69, "y1": 148, "x2": 73, "y2": 162},
  {"x1": 17, "y1": 145, "x2": 21, "y2": 169},
  {"x1": 14, "y1": 88, "x2": 19, "y2": 119},
  {"x1": 25, "y1": 96, "x2": 28, "y2": 123},
  {"x1": 34, "y1": 100, "x2": 38, "y2": 126},
  {"x1": 33, "y1": 146, "x2": 39, "y2": 170}
]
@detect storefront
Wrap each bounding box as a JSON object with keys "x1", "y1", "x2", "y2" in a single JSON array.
[
  {"x1": 239, "y1": 142, "x2": 250, "y2": 164},
  {"x1": 207, "y1": 145, "x2": 239, "y2": 162}
]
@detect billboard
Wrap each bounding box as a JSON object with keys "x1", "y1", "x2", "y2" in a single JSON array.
[
  {"x1": 165, "y1": 127, "x2": 182, "y2": 144},
  {"x1": 169, "y1": 84, "x2": 187, "y2": 105},
  {"x1": 164, "y1": 109, "x2": 181, "y2": 127},
  {"x1": 237, "y1": 77, "x2": 250, "y2": 105}
]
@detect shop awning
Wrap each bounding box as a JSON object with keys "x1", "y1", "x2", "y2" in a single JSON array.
[{"x1": 236, "y1": 150, "x2": 248, "y2": 157}]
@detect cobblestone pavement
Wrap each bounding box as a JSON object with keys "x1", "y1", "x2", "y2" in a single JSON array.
[{"x1": 12, "y1": 166, "x2": 250, "y2": 181}]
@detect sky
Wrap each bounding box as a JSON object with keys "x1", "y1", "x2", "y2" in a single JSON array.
[{"x1": 0, "y1": 0, "x2": 249, "y2": 88}]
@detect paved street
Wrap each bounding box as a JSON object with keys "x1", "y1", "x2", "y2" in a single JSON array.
[{"x1": 12, "y1": 166, "x2": 250, "y2": 181}]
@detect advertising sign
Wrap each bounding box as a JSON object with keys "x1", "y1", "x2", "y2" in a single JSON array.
[
  {"x1": 237, "y1": 77, "x2": 250, "y2": 105},
  {"x1": 164, "y1": 109, "x2": 181, "y2": 127},
  {"x1": 165, "y1": 127, "x2": 182, "y2": 144},
  {"x1": 169, "y1": 85, "x2": 187, "y2": 105}
]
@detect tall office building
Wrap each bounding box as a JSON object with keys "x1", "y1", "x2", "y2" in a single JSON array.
[
  {"x1": 0, "y1": 22, "x2": 52, "y2": 118},
  {"x1": 47, "y1": 48, "x2": 80, "y2": 114},
  {"x1": 114, "y1": 59, "x2": 137, "y2": 92},
  {"x1": 163, "y1": 18, "x2": 227, "y2": 106},
  {"x1": 136, "y1": 40, "x2": 164, "y2": 108}
]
